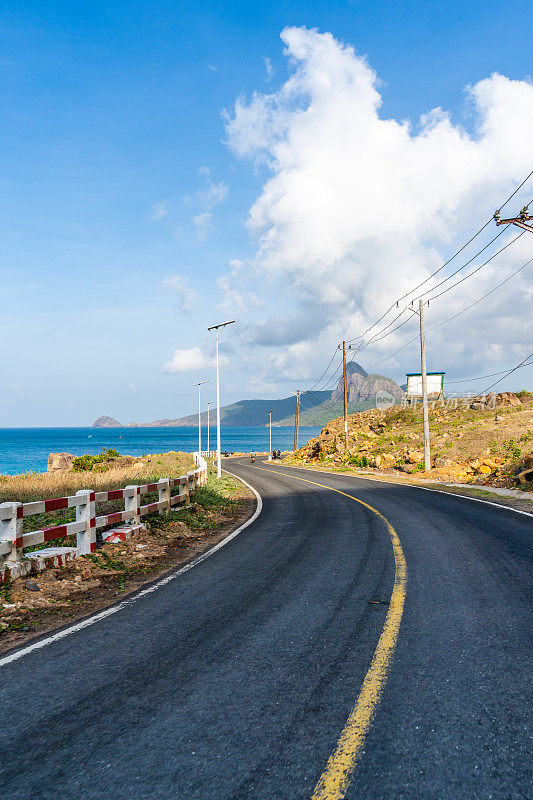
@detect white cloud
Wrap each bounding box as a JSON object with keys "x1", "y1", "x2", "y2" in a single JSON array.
[
  {"x1": 224, "y1": 26, "x2": 533, "y2": 384},
  {"x1": 128, "y1": 383, "x2": 137, "y2": 394},
  {"x1": 216, "y1": 258, "x2": 263, "y2": 312},
  {"x1": 191, "y1": 211, "x2": 213, "y2": 242},
  {"x1": 162, "y1": 274, "x2": 197, "y2": 313},
  {"x1": 264, "y1": 57, "x2": 274, "y2": 79},
  {"x1": 197, "y1": 167, "x2": 229, "y2": 209},
  {"x1": 192, "y1": 211, "x2": 213, "y2": 241},
  {"x1": 151, "y1": 201, "x2": 169, "y2": 220},
  {"x1": 163, "y1": 347, "x2": 227, "y2": 373}
]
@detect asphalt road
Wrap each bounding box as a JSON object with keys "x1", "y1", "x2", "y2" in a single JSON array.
[{"x1": 0, "y1": 459, "x2": 531, "y2": 799}]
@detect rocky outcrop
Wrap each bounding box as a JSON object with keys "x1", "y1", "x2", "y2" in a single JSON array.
[
  {"x1": 517, "y1": 453, "x2": 533, "y2": 485},
  {"x1": 331, "y1": 362, "x2": 404, "y2": 404},
  {"x1": 92, "y1": 416, "x2": 122, "y2": 428},
  {"x1": 47, "y1": 453, "x2": 75, "y2": 472}
]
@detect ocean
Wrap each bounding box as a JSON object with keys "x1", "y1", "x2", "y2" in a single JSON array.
[{"x1": 0, "y1": 426, "x2": 321, "y2": 475}]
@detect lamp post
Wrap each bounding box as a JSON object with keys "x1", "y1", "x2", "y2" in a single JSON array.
[
  {"x1": 207, "y1": 320, "x2": 235, "y2": 478},
  {"x1": 194, "y1": 380, "x2": 209, "y2": 455},
  {"x1": 268, "y1": 409, "x2": 274, "y2": 460},
  {"x1": 205, "y1": 402, "x2": 211, "y2": 455}
]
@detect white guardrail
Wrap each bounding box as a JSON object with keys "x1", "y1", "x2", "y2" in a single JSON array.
[{"x1": 0, "y1": 453, "x2": 208, "y2": 581}]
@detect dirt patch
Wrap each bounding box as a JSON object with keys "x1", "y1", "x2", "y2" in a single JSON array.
[{"x1": 0, "y1": 472, "x2": 254, "y2": 655}]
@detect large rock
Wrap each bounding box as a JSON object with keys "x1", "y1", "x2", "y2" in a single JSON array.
[
  {"x1": 92, "y1": 416, "x2": 122, "y2": 428},
  {"x1": 47, "y1": 453, "x2": 75, "y2": 472},
  {"x1": 331, "y1": 362, "x2": 404, "y2": 404}
]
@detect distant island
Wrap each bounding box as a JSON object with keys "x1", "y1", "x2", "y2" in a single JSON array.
[
  {"x1": 93, "y1": 416, "x2": 122, "y2": 428},
  {"x1": 92, "y1": 363, "x2": 404, "y2": 428}
]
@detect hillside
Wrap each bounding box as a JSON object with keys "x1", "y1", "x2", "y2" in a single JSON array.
[
  {"x1": 92, "y1": 362, "x2": 405, "y2": 428},
  {"x1": 284, "y1": 391, "x2": 533, "y2": 489},
  {"x1": 93, "y1": 392, "x2": 331, "y2": 428},
  {"x1": 275, "y1": 363, "x2": 404, "y2": 426}
]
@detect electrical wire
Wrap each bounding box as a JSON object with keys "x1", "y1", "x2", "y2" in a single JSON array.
[
  {"x1": 366, "y1": 254, "x2": 532, "y2": 373},
  {"x1": 418, "y1": 229, "x2": 523, "y2": 303},
  {"x1": 425, "y1": 256, "x2": 532, "y2": 333},
  {"x1": 302, "y1": 170, "x2": 533, "y2": 399},
  {"x1": 447, "y1": 362, "x2": 533, "y2": 384},
  {"x1": 483, "y1": 352, "x2": 533, "y2": 394},
  {"x1": 344, "y1": 169, "x2": 533, "y2": 345}
]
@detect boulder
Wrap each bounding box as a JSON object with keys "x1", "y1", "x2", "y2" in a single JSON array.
[
  {"x1": 407, "y1": 450, "x2": 424, "y2": 464},
  {"x1": 47, "y1": 453, "x2": 75, "y2": 472},
  {"x1": 435, "y1": 457, "x2": 455, "y2": 468}
]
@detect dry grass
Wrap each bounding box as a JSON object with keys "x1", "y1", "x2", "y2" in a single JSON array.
[{"x1": 0, "y1": 451, "x2": 195, "y2": 504}]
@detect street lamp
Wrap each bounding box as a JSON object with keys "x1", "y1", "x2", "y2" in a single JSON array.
[
  {"x1": 207, "y1": 319, "x2": 235, "y2": 478},
  {"x1": 194, "y1": 380, "x2": 209, "y2": 455},
  {"x1": 205, "y1": 402, "x2": 211, "y2": 455},
  {"x1": 268, "y1": 409, "x2": 274, "y2": 460}
]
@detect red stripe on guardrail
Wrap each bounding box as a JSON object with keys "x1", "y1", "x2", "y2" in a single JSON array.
[
  {"x1": 106, "y1": 490, "x2": 125, "y2": 501},
  {"x1": 43, "y1": 524, "x2": 68, "y2": 542},
  {"x1": 106, "y1": 512, "x2": 125, "y2": 526},
  {"x1": 44, "y1": 497, "x2": 69, "y2": 513}
]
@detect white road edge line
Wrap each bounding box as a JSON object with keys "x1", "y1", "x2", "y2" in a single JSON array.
[
  {"x1": 272, "y1": 462, "x2": 533, "y2": 519},
  {"x1": 0, "y1": 471, "x2": 262, "y2": 669}
]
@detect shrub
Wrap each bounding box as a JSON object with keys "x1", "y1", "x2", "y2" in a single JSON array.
[{"x1": 72, "y1": 448, "x2": 121, "y2": 472}]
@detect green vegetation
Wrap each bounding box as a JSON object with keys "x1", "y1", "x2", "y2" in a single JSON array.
[
  {"x1": 72, "y1": 449, "x2": 120, "y2": 472},
  {"x1": 147, "y1": 468, "x2": 245, "y2": 533}
]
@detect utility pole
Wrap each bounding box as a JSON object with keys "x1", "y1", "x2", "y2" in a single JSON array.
[
  {"x1": 342, "y1": 340, "x2": 348, "y2": 449},
  {"x1": 293, "y1": 390, "x2": 301, "y2": 451},
  {"x1": 494, "y1": 205, "x2": 532, "y2": 234},
  {"x1": 194, "y1": 380, "x2": 208, "y2": 455},
  {"x1": 268, "y1": 409, "x2": 274, "y2": 459},
  {"x1": 419, "y1": 299, "x2": 431, "y2": 472},
  {"x1": 205, "y1": 402, "x2": 210, "y2": 455},
  {"x1": 207, "y1": 320, "x2": 235, "y2": 478}
]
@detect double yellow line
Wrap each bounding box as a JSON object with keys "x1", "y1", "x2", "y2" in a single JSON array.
[{"x1": 248, "y1": 464, "x2": 407, "y2": 800}]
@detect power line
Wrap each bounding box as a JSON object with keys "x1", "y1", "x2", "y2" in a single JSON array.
[
  {"x1": 426, "y1": 256, "x2": 532, "y2": 333},
  {"x1": 420, "y1": 230, "x2": 524, "y2": 303},
  {"x1": 355, "y1": 232, "x2": 527, "y2": 364},
  {"x1": 447, "y1": 362, "x2": 533, "y2": 384},
  {"x1": 365, "y1": 253, "x2": 532, "y2": 371},
  {"x1": 344, "y1": 170, "x2": 533, "y2": 345},
  {"x1": 303, "y1": 170, "x2": 533, "y2": 400},
  {"x1": 483, "y1": 352, "x2": 533, "y2": 394}
]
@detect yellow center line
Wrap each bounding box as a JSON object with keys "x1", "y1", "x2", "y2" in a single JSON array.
[{"x1": 245, "y1": 462, "x2": 407, "y2": 800}]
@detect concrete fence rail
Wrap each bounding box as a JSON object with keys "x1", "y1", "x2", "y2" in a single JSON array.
[{"x1": 0, "y1": 453, "x2": 208, "y2": 582}]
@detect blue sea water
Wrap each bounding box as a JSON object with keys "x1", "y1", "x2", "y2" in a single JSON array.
[{"x1": 0, "y1": 426, "x2": 321, "y2": 475}]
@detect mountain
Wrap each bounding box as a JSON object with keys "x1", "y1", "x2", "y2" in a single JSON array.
[
  {"x1": 96, "y1": 393, "x2": 331, "y2": 428},
  {"x1": 331, "y1": 362, "x2": 404, "y2": 403},
  {"x1": 92, "y1": 364, "x2": 404, "y2": 428}
]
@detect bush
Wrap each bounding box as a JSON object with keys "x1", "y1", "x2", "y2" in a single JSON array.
[
  {"x1": 348, "y1": 455, "x2": 369, "y2": 468},
  {"x1": 72, "y1": 448, "x2": 121, "y2": 472}
]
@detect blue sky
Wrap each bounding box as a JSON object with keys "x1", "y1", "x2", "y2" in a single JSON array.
[{"x1": 0, "y1": 1, "x2": 531, "y2": 425}]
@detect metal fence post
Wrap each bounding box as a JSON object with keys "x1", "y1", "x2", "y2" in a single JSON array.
[
  {"x1": 75, "y1": 490, "x2": 96, "y2": 555},
  {"x1": 158, "y1": 478, "x2": 170, "y2": 514}
]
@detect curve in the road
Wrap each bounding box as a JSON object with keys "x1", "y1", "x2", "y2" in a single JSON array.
[{"x1": 244, "y1": 464, "x2": 407, "y2": 800}]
